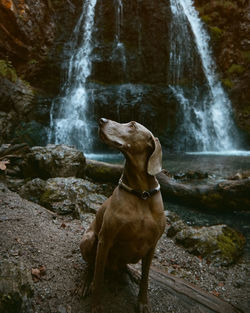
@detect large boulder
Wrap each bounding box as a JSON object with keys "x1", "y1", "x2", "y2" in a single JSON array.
[
  {"x1": 166, "y1": 211, "x2": 246, "y2": 266},
  {"x1": 22, "y1": 144, "x2": 86, "y2": 179},
  {"x1": 19, "y1": 177, "x2": 107, "y2": 217}
]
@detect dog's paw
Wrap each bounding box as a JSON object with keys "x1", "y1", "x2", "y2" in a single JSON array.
[{"x1": 137, "y1": 302, "x2": 152, "y2": 313}]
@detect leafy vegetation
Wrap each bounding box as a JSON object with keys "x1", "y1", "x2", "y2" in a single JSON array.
[
  {"x1": 0, "y1": 59, "x2": 17, "y2": 83},
  {"x1": 227, "y1": 64, "x2": 245, "y2": 75},
  {"x1": 210, "y1": 26, "x2": 223, "y2": 40},
  {"x1": 221, "y1": 78, "x2": 233, "y2": 89}
]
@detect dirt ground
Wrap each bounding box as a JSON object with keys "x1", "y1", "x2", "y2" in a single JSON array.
[{"x1": 0, "y1": 182, "x2": 249, "y2": 313}]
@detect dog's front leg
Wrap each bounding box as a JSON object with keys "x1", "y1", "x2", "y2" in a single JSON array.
[
  {"x1": 91, "y1": 235, "x2": 110, "y2": 313},
  {"x1": 137, "y1": 247, "x2": 155, "y2": 313}
]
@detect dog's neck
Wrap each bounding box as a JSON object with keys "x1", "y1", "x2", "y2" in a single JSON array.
[{"x1": 122, "y1": 155, "x2": 158, "y2": 191}]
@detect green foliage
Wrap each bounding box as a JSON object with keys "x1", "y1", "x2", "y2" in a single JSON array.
[
  {"x1": 221, "y1": 78, "x2": 233, "y2": 89},
  {"x1": 0, "y1": 59, "x2": 17, "y2": 83},
  {"x1": 217, "y1": 227, "x2": 245, "y2": 261},
  {"x1": 210, "y1": 26, "x2": 223, "y2": 40},
  {"x1": 227, "y1": 64, "x2": 245, "y2": 75},
  {"x1": 201, "y1": 15, "x2": 212, "y2": 24},
  {"x1": 241, "y1": 51, "x2": 250, "y2": 63},
  {"x1": 28, "y1": 59, "x2": 39, "y2": 65}
]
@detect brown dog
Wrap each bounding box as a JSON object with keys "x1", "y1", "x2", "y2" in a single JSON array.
[{"x1": 80, "y1": 118, "x2": 166, "y2": 313}]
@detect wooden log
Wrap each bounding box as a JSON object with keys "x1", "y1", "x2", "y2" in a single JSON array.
[
  {"x1": 84, "y1": 160, "x2": 250, "y2": 211},
  {"x1": 0, "y1": 143, "x2": 29, "y2": 160},
  {"x1": 85, "y1": 159, "x2": 123, "y2": 183},
  {"x1": 157, "y1": 172, "x2": 250, "y2": 211},
  {"x1": 128, "y1": 265, "x2": 243, "y2": 313}
]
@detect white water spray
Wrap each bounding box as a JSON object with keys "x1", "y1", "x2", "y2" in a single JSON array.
[
  {"x1": 169, "y1": 0, "x2": 239, "y2": 151},
  {"x1": 49, "y1": 0, "x2": 97, "y2": 152}
]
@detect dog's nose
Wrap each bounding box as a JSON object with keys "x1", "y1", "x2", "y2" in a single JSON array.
[{"x1": 99, "y1": 118, "x2": 108, "y2": 125}]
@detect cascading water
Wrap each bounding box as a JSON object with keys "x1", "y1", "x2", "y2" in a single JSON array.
[
  {"x1": 169, "y1": 0, "x2": 240, "y2": 151},
  {"x1": 48, "y1": 0, "x2": 97, "y2": 152}
]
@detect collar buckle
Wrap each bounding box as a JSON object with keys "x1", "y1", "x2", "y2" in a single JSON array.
[{"x1": 141, "y1": 191, "x2": 150, "y2": 200}]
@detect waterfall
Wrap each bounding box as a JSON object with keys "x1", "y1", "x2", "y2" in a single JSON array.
[
  {"x1": 169, "y1": 0, "x2": 239, "y2": 151},
  {"x1": 49, "y1": 0, "x2": 97, "y2": 152}
]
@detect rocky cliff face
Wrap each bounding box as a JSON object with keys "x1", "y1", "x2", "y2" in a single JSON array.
[
  {"x1": 0, "y1": 0, "x2": 82, "y2": 144},
  {"x1": 88, "y1": 0, "x2": 177, "y2": 148},
  {"x1": 194, "y1": 0, "x2": 250, "y2": 142},
  {"x1": 0, "y1": 0, "x2": 249, "y2": 147}
]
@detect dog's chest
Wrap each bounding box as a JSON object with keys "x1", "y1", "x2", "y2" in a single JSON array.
[{"x1": 109, "y1": 213, "x2": 161, "y2": 264}]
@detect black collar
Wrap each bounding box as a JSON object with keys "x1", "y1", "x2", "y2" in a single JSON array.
[{"x1": 118, "y1": 176, "x2": 160, "y2": 200}]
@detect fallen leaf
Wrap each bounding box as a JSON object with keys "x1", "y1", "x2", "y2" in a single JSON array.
[
  {"x1": 211, "y1": 290, "x2": 220, "y2": 297},
  {"x1": 38, "y1": 265, "x2": 46, "y2": 276},
  {"x1": 31, "y1": 268, "x2": 41, "y2": 282},
  {"x1": 0, "y1": 160, "x2": 10, "y2": 171},
  {"x1": 31, "y1": 265, "x2": 46, "y2": 282}
]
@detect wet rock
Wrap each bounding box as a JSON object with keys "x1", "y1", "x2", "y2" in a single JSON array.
[
  {"x1": 165, "y1": 210, "x2": 187, "y2": 238},
  {"x1": 19, "y1": 177, "x2": 107, "y2": 217},
  {"x1": 19, "y1": 178, "x2": 46, "y2": 204},
  {"x1": 174, "y1": 170, "x2": 209, "y2": 180},
  {"x1": 22, "y1": 145, "x2": 86, "y2": 179},
  {"x1": 227, "y1": 171, "x2": 250, "y2": 180},
  {"x1": 167, "y1": 214, "x2": 246, "y2": 266},
  {"x1": 0, "y1": 260, "x2": 33, "y2": 313}
]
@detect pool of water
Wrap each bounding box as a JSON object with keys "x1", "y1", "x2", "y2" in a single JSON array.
[
  {"x1": 87, "y1": 152, "x2": 250, "y2": 179},
  {"x1": 163, "y1": 152, "x2": 250, "y2": 179}
]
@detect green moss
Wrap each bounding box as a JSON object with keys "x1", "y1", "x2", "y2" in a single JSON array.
[
  {"x1": 241, "y1": 51, "x2": 250, "y2": 63},
  {"x1": 210, "y1": 26, "x2": 223, "y2": 40},
  {"x1": 201, "y1": 15, "x2": 212, "y2": 24},
  {"x1": 28, "y1": 59, "x2": 39, "y2": 65},
  {"x1": 217, "y1": 227, "x2": 245, "y2": 262},
  {"x1": 227, "y1": 64, "x2": 245, "y2": 75},
  {"x1": 40, "y1": 189, "x2": 54, "y2": 204},
  {"x1": 222, "y1": 78, "x2": 233, "y2": 88},
  {"x1": 0, "y1": 59, "x2": 17, "y2": 82}
]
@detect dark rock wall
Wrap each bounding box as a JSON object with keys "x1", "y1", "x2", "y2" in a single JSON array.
[
  {"x1": 91, "y1": 0, "x2": 170, "y2": 84},
  {"x1": 0, "y1": 0, "x2": 249, "y2": 147},
  {"x1": 0, "y1": 0, "x2": 82, "y2": 145}
]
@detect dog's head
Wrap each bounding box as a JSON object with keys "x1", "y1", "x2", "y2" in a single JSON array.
[{"x1": 99, "y1": 118, "x2": 162, "y2": 176}]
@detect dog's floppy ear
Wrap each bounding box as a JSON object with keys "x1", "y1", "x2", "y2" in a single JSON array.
[{"x1": 147, "y1": 136, "x2": 162, "y2": 176}]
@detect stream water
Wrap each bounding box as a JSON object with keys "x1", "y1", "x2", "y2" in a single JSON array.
[
  {"x1": 169, "y1": 0, "x2": 240, "y2": 151},
  {"x1": 48, "y1": 0, "x2": 97, "y2": 152}
]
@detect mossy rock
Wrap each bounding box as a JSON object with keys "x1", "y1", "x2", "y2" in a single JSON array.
[
  {"x1": 175, "y1": 224, "x2": 245, "y2": 266},
  {"x1": 0, "y1": 59, "x2": 17, "y2": 83}
]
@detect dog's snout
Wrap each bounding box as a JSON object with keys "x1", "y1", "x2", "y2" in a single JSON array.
[{"x1": 99, "y1": 118, "x2": 108, "y2": 126}]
